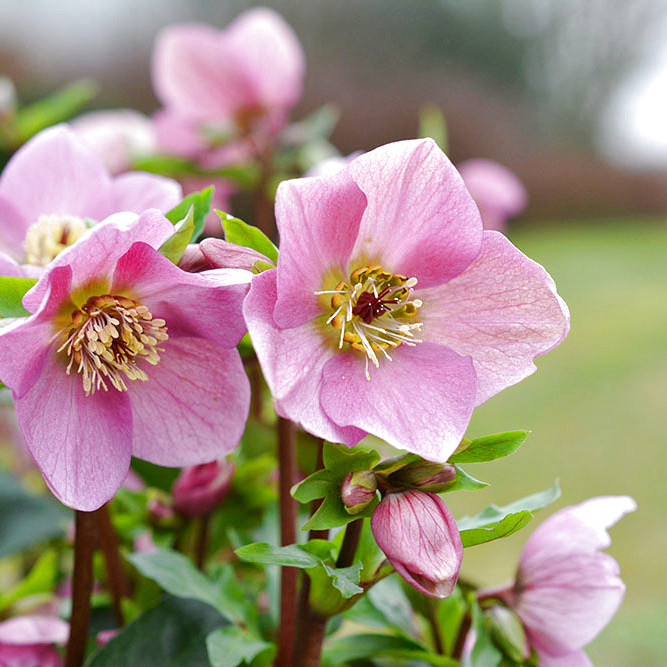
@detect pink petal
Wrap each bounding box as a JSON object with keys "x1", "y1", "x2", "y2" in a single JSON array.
[
  {"x1": 127, "y1": 338, "x2": 249, "y2": 466},
  {"x1": 274, "y1": 170, "x2": 366, "y2": 328},
  {"x1": 244, "y1": 270, "x2": 365, "y2": 445},
  {"x1": 0, "y1": 195, "x2": 29, "y2": 258},
  {"x1": 0, "y1": 616, "x2": 69, "y2": 645},
  {"x1": 320, "y1": 342, "x2": 476, "y2": 462},
  {"x1": 23, "y1": 210, "x2": 175, "y2": 312},
  {"x1": 419, "y1": 231, "x2": 570, "y2": 405},
  {"x1": 110, "y1": 172, "x2": 182, "y2": 214},
  {"x1": 0, "y1": 125, "x2": 112, "y2": 225},
  {"x1": 111, "y1": 242, "x2": 250, "y2": 349},
  {"x1": 14, "y1": 350, "x2": 133, "y2": 511},
  {"x1": 538, "y1": 650, "x2": 592, "y2": 667},
  {"x1": 0, "y1": 249, "x2": 25, "y2": 276},
  {"x1": 152, "y1": 109, "x2": 208, "y2": 159},
  {"x1": 347, "y1": 139, "x2": 483, "y2": 288},
  {"x1": 201, "y1": 238, "x2": 269, "y2": 271}
]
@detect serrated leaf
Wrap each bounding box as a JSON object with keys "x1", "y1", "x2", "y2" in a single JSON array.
[
  {"x1": 219, "y1": 211, "x2": 278, "y2": 264},
  {"x1": 206, "y1": 626, "x2": 273, "y2": 667},
  {"x1": 442, "y1": 465, "x2": 489, "y2": 492},
  {"x1": 448, "y1": 431, "x2": 530, "y2": 464},
  {"x1": 166, "y1": 187, "x2": 213, "y2": 242},
  {"x1": 234, "y1": 542, "x2": 320, "y2": 568},
  {"x1": 0, "y1": 277, "x2": 37, "y2": 317},
  {"x1": 322, "y1": 562, "x2": 363, "y2": 598},
  {"x1": 418, "y1": 104, "x2": 448, "y2": 154},
  {"x1": 158, "y1": 206, "x2": 194, "y2": 264}
]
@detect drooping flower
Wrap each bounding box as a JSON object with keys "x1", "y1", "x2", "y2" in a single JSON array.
[
  {"x1": 479, "y1": 496, "x2": 636, "y2": 665},
  {"x1": 0, "y1": 615, "x2": 68, "y2": 667},
  {"x1": 244, "y1": 139, "x2": 569, "y2": 461},
  {"x1": 0, "y1": 210, "x2": 251, "y2": 510},
  {"x1": 152, "y1": 8, "x2": 305, "y2": 164},
  {"x1": 371, "y1": 490, "x2": 462, "y2": 598},
  {"x1": 0, "y1": 125, "x2": 182, "y2": 276},
  {"x1": 457, "y1": 158, "x2": 527, "y2": 233},
  {"x1": 172, "y1": 459, "x2": 235, "y2": 517}
]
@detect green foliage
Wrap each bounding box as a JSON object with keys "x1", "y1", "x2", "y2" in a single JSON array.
[
  {"x1": 0, "y1": 277, "x2": 37, "y2": 317},
  {"x1": 458, "y1": 480, "x2": 561, "y2": 547},
  {"x1": 0, "y1": 549, "x2": 59, "y2": 612},
  {"x1": 130, "y1": 458, "x2": 180, "y2": 491},
  {"x1": 469, "y1": 596, "x2": 504, "y2": 667},
  {"x1": 206, "y1": 627, "x2": 273, "y2": 667},
  {"x1": 442, "y1": 465, "x2": 489, "y2": 492},
  {"x1": 418, "y1": 104, "x2": 449, "y2": 153},
  {"x1": 449, "y1": 431, "x2": 530, "y2": 464},
  {"x1": 165, "y1": 187, "x2": 213, "y2": 243},
  {"x1": 219, "y1": 211, "x2": 278, "y2": 264},
  {"x1": 235, "y1": 542, "x2": 320, "y2": 569},
  {"x1": 159, "y1": 206, "x2": 194, "y2": 264}
]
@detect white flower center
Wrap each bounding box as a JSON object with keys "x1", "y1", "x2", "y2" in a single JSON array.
[{"x1": 24, "y1": 214, "x2": 88, "y2": 266}]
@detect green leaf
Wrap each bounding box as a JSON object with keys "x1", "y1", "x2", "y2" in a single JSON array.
[
  {"x1": 234, "y1": 542, "x2": 320, "y2": 569},
  {"x1": 469, "y1": 597, "x2": 503, "y2": 667},
  {"x1": 159, "y1": 206, "x2": 194, "y2": 264},
  {"x1": 165, "y1": 187, "x2": 213, "y2": 243},
  {"x1": 219, "y1": 211, "x2": 278, "y2": 264},
  {"x1": 87, "y1": 596, "x2": 225, "y2": 667},
  {"x1": 322, "y1": 562, "x2": 363, "y2": 598},
  {"x1": 0, "y1": 471, "x2": 70, "y2": 558},
  {"x1": 448, "y1": 431, "x2": 530, "y2": 464},
  {"x1": 206, "y1": 627, "x2": 273, "y2": 667},
  {"x1": 0, "y1": 550, "x2": 59, "y2": 612},
  {"x1": 0, "y1": 277, "x2": 37, "y2": 317},
  {"x1": 460, "y1": 511, "x2": 533, "y2": 548},
  {"x1": 418, "y1": 104, "x2": 448, "y2": 153},
  {"x1": 130, "y1": 458, "x2": 180, "y2": 491},
  {"x1": 284, "y1": 104, "x2": 340, "y2": 144},
  {"x1": 441, "y1": 465, "x2": 489, "y2": 492},
  {"x1": 127, "y1": 549, "x2": 228, "y2": 619}
]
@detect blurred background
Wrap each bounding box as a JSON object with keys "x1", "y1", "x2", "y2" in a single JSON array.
[{"x1": 1, "y1": 0, "x2": 665, "y2": 663}]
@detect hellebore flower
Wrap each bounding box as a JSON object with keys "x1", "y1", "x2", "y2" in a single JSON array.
[
  {"x1": 457, "y1": 158, "x2": 527, "y2": 233},
  {"x1": 244, "y1": 139, "x2": 569, "y2": 461},
  {"x1": 152, "y1": 8, "x2": 305, "y2": 164},
  {"x1": 0, "y1": 210, "x2": 251, "y2": 510},
  {"x1": 371, "y1": 490, "x2": 462, "y2": 598},
  {"x1": 481, "y1": 496, "x2": 636, "y2": 665},
  {"x1": 0, "y1": 125, "x2": 181, "y2": 276},
  {"x1": 172, "y1": 459, "x2": 235, "y2": 517},
  {"x1": 0, "y1": 615, "x2": 69, "y2": 667}
]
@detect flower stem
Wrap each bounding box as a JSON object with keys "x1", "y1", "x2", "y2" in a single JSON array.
[
  {"x1": 96, "y1": 503, "x2": 127, "y2": 627},
  {"x1": 336, "y1": 518, "x2": 363, "y2": 568},
  {"x1": 277, "y1": 417, "x2": 297, "y2": 667},
  {"x1": 427, "y1": 599, "x2": 445, "y2": 654},
  {"x1": 452, "y1": 611, "x2": 472, "y2": 661},
  {"x1": 194, "y1": 514, "x2": 211, "y2": 571},
  {"x1": 65, "y1": 509, "x2": 97, "y2": 667}
]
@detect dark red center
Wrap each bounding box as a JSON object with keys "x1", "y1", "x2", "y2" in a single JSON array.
[{"x1": 351, "y1": 287, "x2": 398, "y2": 324}]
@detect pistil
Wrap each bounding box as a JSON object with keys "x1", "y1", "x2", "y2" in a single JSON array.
[{"x1": 24, "y1": 214, "x2": 88, "y2": 266}]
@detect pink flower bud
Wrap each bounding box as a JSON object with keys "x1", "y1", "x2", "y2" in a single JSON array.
[
  {"x1": 341, "y1": 470, "x2": 377, "y2": 515},
  {"x1": 172, "y1": 460, "x2": 234, "y2": 518},
  {"x1": 371, "y1": 490, "x2": 462, "y2": 598},
  {"x1": 390, "y1": 462, "x2": 456, "y2": 492}
]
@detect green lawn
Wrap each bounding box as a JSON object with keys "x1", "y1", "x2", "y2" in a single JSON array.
[{"x1": 445, "y1": 218, "x2": 667, "y2": 664}]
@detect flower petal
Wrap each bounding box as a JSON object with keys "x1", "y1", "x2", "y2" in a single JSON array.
[
  {"x1": 128, "y1": 338, "x2": 249, "y2": 466},
  {"x1": 110, "y1": 172, "x2": 182, "y2": 214},
  {"x1": 112, "y1": 241, "x2": 250, "y2": 349},
  {"x1": 14, "y1": 350, "x2": 133, "y2": 511},
  {"x1": 538, "y1": 650, "x2": 592, "y2": 667},
  {"x1": 320, "y1": 342, "x2": 476, "y2": 462},
  {"x1": 0, "y1": 615, "x2": 69, "y2": 645},
  {"x1": 0, "y1": 195, "x2": 29, "y2": 258},
  {"x1": 274, "y1": 170, "x2": 366, "y2": 328},
  {"x1": 347, "y1": 139, "x2": 483, "y2": 288},
  {"x1": 0, "y1": 125, "x2": 112, "y2": 225},
  {"x1": 244, "y1": 270, "x2": 365, "y2": 445},
  {"x1": 419, "y1": 231, "x2": 570, "y2": 405}
]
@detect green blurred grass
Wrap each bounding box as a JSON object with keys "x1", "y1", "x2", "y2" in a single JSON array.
[{"x1": 445, "y1": 218, "x2": 667, "y2": 664}]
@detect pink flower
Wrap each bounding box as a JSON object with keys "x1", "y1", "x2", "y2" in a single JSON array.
[
  {"x1": 0, "y1": 615, "x2": 68, "y2": 667},
  {"x1": 172, "y1": 459, "x2": 234, "y2": 517},
  {"x1": 457, "y1": 158, "x2": 527, "y2": 233},
  {"x1": 151, "y1": 8, "x2": 304, "y2": 163},
  {"x1": 0, "y1": 125, "x2": 181, "y2": 276},
  {"x1": 0, "y1": 211, "x2": 251, "y2": 510},
  {"x1": 371, "y1": 490, "x2": 462, "y2": 598},
  {"x1": 483, "y1": 496, "x2": 636, "y2": 665},
  {"x1": 244, "y1": 139, "x2": 569, "y2": 461}
]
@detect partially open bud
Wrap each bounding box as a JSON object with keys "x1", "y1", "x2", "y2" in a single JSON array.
[
  {"x1": 341, "y1": 470, "x2": 378, "y2": 515},
  {"x1": 172, "y1": 460, "x2": 234, "y2": 518},
  {"x1": 371, "y1": 490, "x2": 462, "y2": 598},
  {"x1": 390, "y1": 462, "x2": 457, "y2": 493}
]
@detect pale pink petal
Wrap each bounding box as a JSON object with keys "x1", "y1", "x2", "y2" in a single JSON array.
[
  {"x1": 152, "y1": 109, "x2": 208, "y2": 159},
  {"x1": 110, "y1": 172, "x2": 182, "y2": 214},
  {"x1": 0, "y1": 616, "x2": 69, "y2": 645},
  {"x1": 111, "y1": 242, "x2": 250, "y2": 349},
  {"x1": 128, "y1": 338, "x2": 249, "y2": 466},
  {"x1": 347, "y1": 139, "x2": 483, "y2": 288},
  {"x1": 538, "y1": 650, "x2": 592, "y2": 667},
  {"x1": 320, "y1": 342, "x2": 476, "y2": 462},
  {"x1": 0, "y1": 195, "x2": 29, "y2": 258},
  {"x1": 244, "y1": 270, "x2": 365, "y2": 445},
  {"x1": 23, "y1": 210, "x2": 174, "y2": 312},
  {"x1": 0, "y1": 249, "x2": 25, "y2": 276},
  {"x1": 14, "y1": 350, "x2": 133, "y2": 511},
  {"x1": 201, "y1": 238, "x2": 269, "y2": 270},
  {"x1": 274, "y1": 170, "x2": 366, "y2": 328},
  {"x1": 419, "y1": 231, "x2": 570, "y2": 405},
  {"x1": 0, "y1": 125, "x2": 112, "y2": 224}
]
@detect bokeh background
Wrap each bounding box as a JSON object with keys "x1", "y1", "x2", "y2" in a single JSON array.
[{"x1": 1, "y1": 0, "x2": 666, "y2": 663}]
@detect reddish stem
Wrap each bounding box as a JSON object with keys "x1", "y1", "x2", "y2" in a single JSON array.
[
  {"x1": 96, "y1": 503, "x2": 127, "y2": 626},
  {"x1": 194, "y1": 514, "x2": 211, "y2": 572}
]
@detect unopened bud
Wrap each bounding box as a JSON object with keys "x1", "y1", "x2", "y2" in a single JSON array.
[
  {"x1": 172, "y1": 460, "x2": 234, "y2": 518},
  {"x1": 485, "y1": 605, "x2": 530, "y2": 663},
  {"x1": 341, "y1": 470, "x2": 377, "y2": 515},
  {"x1": 147, "y1": 492, "x2": 175, "y2": 524},
  {"x1": 390, "y1": 462, "x2": 457, "y2": 493}
]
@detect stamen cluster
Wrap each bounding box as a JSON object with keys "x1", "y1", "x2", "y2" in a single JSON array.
[
  {"x1": 24, "y1": 214, "x2": 88, "y2": 266},
  {"x1": 57, "y1": 294, "x2": 168, "y2": 395}
]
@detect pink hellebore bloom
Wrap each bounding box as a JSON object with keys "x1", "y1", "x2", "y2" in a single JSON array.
[
  {"x1": 457, "y1": 158, "x2": 527, "y2": 233},
  {"x1": 0, "y1": 615, "x2": 69, "y2": 667},
  {"x1": 371, "y1": 490, "x2": 462, "y2": 598},
  {"x1": 152, "y1": 8, "x2": 305, "y2": 162},
  {"x1": 0, "y1": 125, "x2": 181, "y2": 277},
  {"x1": 0, "y1": 211, "x2": 251, "y2": 511},
  {"x1": 244, "y1": 139, "x2": 569, "y2": 461},
  {"x1": 172, "y1": 459, "x2": 235, "y2": 517}
]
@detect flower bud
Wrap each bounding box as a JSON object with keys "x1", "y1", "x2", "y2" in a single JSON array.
[
  {"x1": 341, "y1": 470, "x2": 378, "y2": 515},
  {"x1": 147, "y1": 492, "x2": 175, "y2": 524},
  {"x1": 371, "y1": 490, "x2": 462, "y2": 598},
  {"x1": 172, "y1": 460, "x2": 234, "y2": 518},
  {"x1": 390, "y1": 462, "x2": 457, "y2": 493}
]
